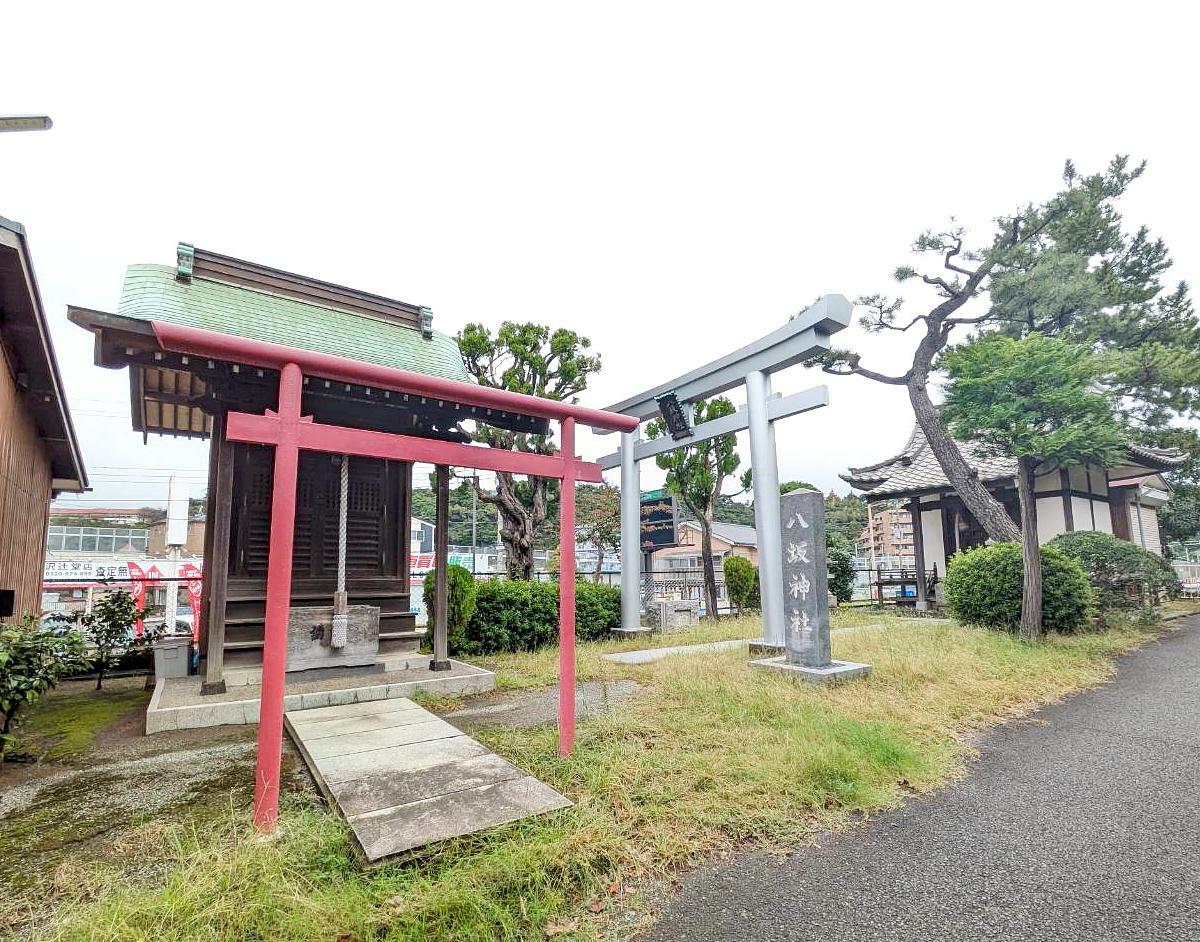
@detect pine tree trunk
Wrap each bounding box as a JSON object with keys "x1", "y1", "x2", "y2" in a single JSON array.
[
  {"x1": 699, "y1": 516, "x2": 720, "y2": 621},
  {"x1": 909, "y1": 382, "x2": 1021, "y2": 543},
  {"x1": 1016, "y1": 455, "x2": 1043, "y2": 642}
]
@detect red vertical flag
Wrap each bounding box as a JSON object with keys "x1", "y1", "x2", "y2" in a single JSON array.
[{"x1": 127, "y1": 561, "x2": 147, "y2": 638}]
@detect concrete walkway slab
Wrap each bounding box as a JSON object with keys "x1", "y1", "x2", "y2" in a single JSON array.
[
  {"x1": 602, "y1": 639, "x2": 746, "y2": 665},
  {"x1": 286, "y1": 697, "x2": 570, "y2": 862}
]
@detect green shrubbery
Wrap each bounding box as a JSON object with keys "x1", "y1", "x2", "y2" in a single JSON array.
[
  {"x1": 1048, "y1": 530, "x2": 1179, "y2": 608},
  {"x1": 944, "y1": 542, "x2": 1094, "y2": 634},
  {"x1": 722, "y1": 556, "x2": 759, "y2": 612},
  {"x1": 1, "y1": 614, "x2": 91, "y2": 762},
  {"x1": 422, "y1": 565, "x2": 479, "y2": 653},
  {"x1": 441, "y1": 578, "x2": 622, "y2": 656},
  {"x1": 827, "y1": 545, "x2": 856, "y2": 603}
]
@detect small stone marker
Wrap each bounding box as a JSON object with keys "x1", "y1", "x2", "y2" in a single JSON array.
[{"x1": 749, "y1": 488, "x2": 871, "y2": 684}]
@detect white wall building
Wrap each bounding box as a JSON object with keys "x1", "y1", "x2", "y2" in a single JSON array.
[{"x1": 843, "y1": 423, "x2": 1185, "y2": 607}]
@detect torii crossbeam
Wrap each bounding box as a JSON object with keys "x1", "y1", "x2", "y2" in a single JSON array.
[{"x1": 596, "y1": 295, "x2": 852, "y2": 644}]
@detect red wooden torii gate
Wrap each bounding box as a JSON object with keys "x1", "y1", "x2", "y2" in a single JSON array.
[{"x1": 152, "y1": 322, "x2": 638, "y2": 830}]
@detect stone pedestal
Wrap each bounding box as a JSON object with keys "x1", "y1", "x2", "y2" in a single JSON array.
[
  {"x1": 656, "y1": 599, "x2": 700, "y2": 631},
  {"x1": 749, "y1": 655, "x2": 872, "y2": 684},
  {"x1": 747, "y1": 639, "x2": 785, "y2": 658},
  {"x1": 287, "y1": 605, "x2": 379, "y2": 673}
]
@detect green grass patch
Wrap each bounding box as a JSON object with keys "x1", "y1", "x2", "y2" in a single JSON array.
[
  {"x1": 22, "y1": 616, "x2": 1159, "y2": 942},
  {"x1": 12, "y1": 680, "x2": 148, "y2": 763}
]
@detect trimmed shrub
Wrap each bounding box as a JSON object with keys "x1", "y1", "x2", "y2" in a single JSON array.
[
  {"x1": 1048, "y1": 530, "x2": 1179, "y2": 608},
  {"x1": 451, "y1": 579, "x2": 622, "y2": 656},
  {"x1": 944, "y1": 542, "x2": 1093, "y2": 634},
  {"x1": 422, "y1": 565, "x2": 478, "y2": 654},
  {"x1": 723, "y1": 556, "x2": 759, "y2": 613},
  {"x1": 827, "y1": 546, "x2": 855, "y2": 603}
]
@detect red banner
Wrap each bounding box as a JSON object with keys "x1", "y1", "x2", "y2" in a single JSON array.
[
  {"x1": 127, "y1": 562, "x2": 147, "y2": 638},
  {"x1": 181, "y1": 563, "x2": 204, "y2": 642}
]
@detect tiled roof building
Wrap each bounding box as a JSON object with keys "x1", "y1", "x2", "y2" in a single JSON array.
[{"x1": 843, "y1": 422, "x2": 1184, "y2": 608}]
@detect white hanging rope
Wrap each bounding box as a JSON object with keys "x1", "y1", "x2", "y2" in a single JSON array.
[
  {"x1": 331, "y1": 454, "x2": 350, "y2": 649},
  {"x1": 337, "y1": 454, "x2": 349, "y2": 595}
]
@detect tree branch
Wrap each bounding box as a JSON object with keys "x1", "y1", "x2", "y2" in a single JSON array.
[{"x1": 821, "y1": 353, "x2": 909, "y2": 386}]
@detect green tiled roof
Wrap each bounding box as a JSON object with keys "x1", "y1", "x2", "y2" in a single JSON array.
[{"x1": 116, "y1": 264, "x2": 471, "y2": 382}]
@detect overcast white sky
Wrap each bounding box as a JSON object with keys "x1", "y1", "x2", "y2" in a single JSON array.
[{"x1": 5, "y1": 2, "x2": 1199, "y2": 512}]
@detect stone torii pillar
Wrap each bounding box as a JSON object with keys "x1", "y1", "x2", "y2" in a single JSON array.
[{"x1": 597, "y1": 295, "x2": 852, "y2": 649}]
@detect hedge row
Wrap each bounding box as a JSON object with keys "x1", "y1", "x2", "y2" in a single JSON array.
[
  {"x1": 944, "y1": 542, "x2": 1094, "y2": 633},
  {"x1": 1048, "y1": 530, "x2": 1179, "y2": 608},
  {"x1": 435, "y1": 578, "x2": 622, "y2": 656}
]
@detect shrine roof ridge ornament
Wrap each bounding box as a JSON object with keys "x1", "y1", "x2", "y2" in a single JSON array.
[{"x1": 597, "y1": 294, "x2": 852, "y2": 427}]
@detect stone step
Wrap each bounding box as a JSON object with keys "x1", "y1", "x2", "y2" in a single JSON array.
[{"x1": 284, "y1": 699, "x2": 571, "y2": 862}]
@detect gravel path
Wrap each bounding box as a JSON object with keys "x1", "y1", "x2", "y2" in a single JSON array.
[{"x1": 643, "y1": 617, "x2": 1200, "y2": 942}]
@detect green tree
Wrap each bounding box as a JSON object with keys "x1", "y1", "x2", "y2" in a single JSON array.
[
  {"x1": 827, "y1": 546, "x2": 856, "y2": 603},
  {"x1": 647, "y1": 397, "x2": 749, "y2": 620},
  {"x1": 942, "y1": 333, "x2": 1125, "y2": 640},
  {"x1": 411, "y1": 479, "x2": 500, "y2": 547},
  {"x1": 422, "y1": 565, "x2": 478, "y2": 654},
  {"x1": 457, "y1": 322, "x2": 602, "y2": 579},
  {"x1": 576, "y1": 483, "x2": 621, "y2": 581},
  {"x1": 1, "y1": 614, "x2": 90, "y2": 762},
  {"x1": 825, "y1": 492, "x2": 868, "y2": 553},
  {"x1": 821, "y1": 158, "x2": 1200, "y2": 545},
  {"x1": 82, "y1": 590, "x2": 142, "y2": 689},
  {"x1": 1160, "y1": 483, "x2": 1200, "y2": 550},
  {"x1": 722, "y1": 555, "x2": 759, "y2": 614},
  {"x1": 676, "y1": 494, "x2": 755, "y2": 527}
]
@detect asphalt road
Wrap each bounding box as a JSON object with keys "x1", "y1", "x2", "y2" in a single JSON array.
[{"x1": 644, "y1": 617, "x2": 1200, "y2": 942}]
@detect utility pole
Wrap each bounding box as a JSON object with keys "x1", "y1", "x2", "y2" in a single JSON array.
[{"x1": 451, "y1": 471, "x2": 481, "y2": 574}]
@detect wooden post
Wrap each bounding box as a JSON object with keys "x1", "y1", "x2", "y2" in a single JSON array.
[
  {"x1": 430, "y1": 464, "x2": 451, "y2": 670},
  {"x1": 909, "y1": 497, "x2": 928, "y2": 610},
  {"x1": 558, "y1": 417, "x2": 577, "y2": 757},
  {"x1": 202, "y1": 412, "x2": 234, "y2": 695},
  {"x1": 252, "y1": 363, "x2": 303, "y2": 832},
  {"x1": 1060, "y1": 469, "x2": 1075, "y2": 531}
]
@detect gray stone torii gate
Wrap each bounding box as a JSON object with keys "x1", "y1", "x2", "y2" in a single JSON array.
[{"x1": 596, "y1": 295, "x2": 852, "y2": 646}]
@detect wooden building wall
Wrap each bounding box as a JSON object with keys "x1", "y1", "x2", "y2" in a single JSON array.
[
  {"x1": 202, "y1": 432, "x2": 418, "y2": 669},
  {"x1": 0, "y1": 335, "x2": 52, "y2": 620}
]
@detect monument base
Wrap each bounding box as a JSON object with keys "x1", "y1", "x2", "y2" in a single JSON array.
[
  {"x1": 747, "y1": 639, "x2": 785, "y2": 658},
  {"x1": 611, "y1": 625, "x2": 655, "y2": 636},
  {"x1": 749, "y1": 656, "x2": 872, "y2": 684}
]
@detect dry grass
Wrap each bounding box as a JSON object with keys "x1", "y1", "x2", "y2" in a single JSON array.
[{"x1": 20, "y1": 613, "x2": 1160, "y2": 942}]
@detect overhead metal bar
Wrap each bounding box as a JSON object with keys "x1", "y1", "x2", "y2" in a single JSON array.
[
  {"x1": 597, "y1": 295, "x2": 851, "y2": 428},
  {"x1": 596, "y1": 385, "x2": 829, "y2": 470}
]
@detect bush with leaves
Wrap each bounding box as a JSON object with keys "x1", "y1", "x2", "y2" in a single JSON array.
[
  {"x1": 944, "y1": 542, "x2": 1094, "y2": 634},
  {"x1": 1, "y1": 614, "x2": 91, "y2": 762},
  {"x1": 1048, "y1": 531, "x2": 1179, "y2": 608},
  {"x1": 722, "y1": 556, "x2": 759, "y2": 613},
  {"x1": 422, "y1": 565, "x2": 479, "y2": 654},
  {"x1": 82, "y1": 590, "x2": 143, "y2": 690},
  {"x1": 827, "y1": 545, "x2": 856, "y2": 603},
  {"x1": 453, "y1": 580, "x2": 621, "y2": 655}
]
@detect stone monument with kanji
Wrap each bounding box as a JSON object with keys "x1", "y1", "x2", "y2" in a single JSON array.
[{"x1": 749, "y1": 487, "x2": 871, "y2": 683}]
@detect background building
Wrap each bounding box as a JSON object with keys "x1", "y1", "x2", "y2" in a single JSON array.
[
  {"x1": 0, "y1": 216, "x2": 87, "y2": 620},
  {"x1": 858, "y1": 505, "x2": 915, "y2": 565}
]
